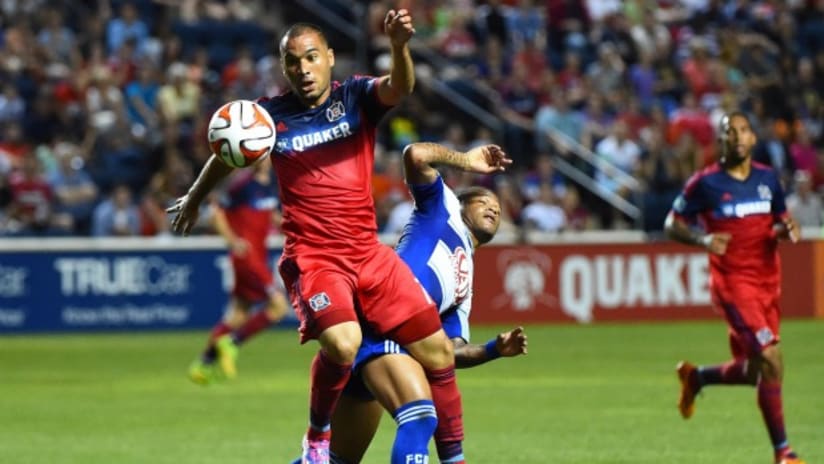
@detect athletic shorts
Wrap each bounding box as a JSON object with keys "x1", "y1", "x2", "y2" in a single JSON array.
[
  {"x1": 711, "y1": 277, "x2": 781, "y2": 359},
  {"x1": 342, "y1": 326, "x2": 410, "y2": 400},
  {"x1": 231, "y1": 253, "x2": 275, "y2": 303},
  {"x1": 278, "y1": 244, "x2": 438, "y2": 344}
]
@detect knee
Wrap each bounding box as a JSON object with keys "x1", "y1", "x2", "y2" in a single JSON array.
[
  {"x1": 758, "y1": 346, "x2": 783, "y2": 381},
  {"x1": 413, "y1": 332, "x2": 455, "y2": 370},
  {"x1": 320, "y1": 324, "x2": 362, "y2": 364}
]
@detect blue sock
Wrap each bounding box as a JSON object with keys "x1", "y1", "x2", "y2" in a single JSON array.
[{"x1": 391, "y1": 399, "x2": 438, "y2": 464}]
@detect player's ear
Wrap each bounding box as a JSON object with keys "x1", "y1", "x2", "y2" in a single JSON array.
[{"x1": 327, "y1": 48, "x2": 335, "y2": 68}]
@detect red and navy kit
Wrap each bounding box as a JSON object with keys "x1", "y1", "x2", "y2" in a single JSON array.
[
  {"x1": 258, "y1": 77, "x2": 439, "y2": 343},
  {"x1": 221, "y1": 170, "x2": 278, "y2": 302},
  {"x1": 671, "y1": 162, "x2": 789, "y2": 357}
]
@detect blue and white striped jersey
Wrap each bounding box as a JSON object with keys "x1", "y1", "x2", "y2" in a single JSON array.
[{"x1": 396, "y1": 175, "x2": 474, "y2": 342}]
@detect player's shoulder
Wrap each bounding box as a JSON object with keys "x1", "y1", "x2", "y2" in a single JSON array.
[
  {"x1": 256, "y1": 91, "x2": 300, "y2": 115},
  {"x1": 751, "y1": 161, "x2": 780, "y2": 180},
  {"x1": 338, "y1": 74, "x2": 380, "y2": 94},
  {"x1": 684, "y1": 163, "x2": 721, "y2": 190}
]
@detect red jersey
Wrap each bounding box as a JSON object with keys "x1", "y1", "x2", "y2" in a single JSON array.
[
  {"x1": 9, "y1": 172, "x2": 53, "y2": 224},
  {"x1": 220, "y1": 169, "x2": 278, "y2": 261},
  {"x1": 670, "y1": 162, "x2": 788, "y2": 289},
  {"x1": 258, "y1": 76, "x2": 390, "y2": 257}
]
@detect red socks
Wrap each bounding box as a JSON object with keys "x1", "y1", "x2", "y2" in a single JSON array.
[{"x1": 307, "y1": 350, "x2": 352, "y2": 441}]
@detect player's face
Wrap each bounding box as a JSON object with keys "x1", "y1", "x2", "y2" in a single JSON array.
[
  {"x1": 281, "y1": 32, "x2": 335, "y2": 108},
  {"x1": 721, "y1": 114, "x2": 756, "y2": 164},
  {"x1": 462, "y1": 194, "x2": 502, "y2": 245}
]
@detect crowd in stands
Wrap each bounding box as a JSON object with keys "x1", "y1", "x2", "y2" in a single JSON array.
[{"x1": 1, "y1": 0, "x2": 823, "y2": 239}]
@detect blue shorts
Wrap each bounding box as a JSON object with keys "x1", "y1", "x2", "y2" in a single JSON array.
[{"x1": 343, "y1": 328, "x2": 410, "y2": 400}]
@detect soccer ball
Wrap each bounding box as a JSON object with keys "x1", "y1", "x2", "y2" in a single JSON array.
[{"x1": 207, "y1": 99, "x2": 276, "y2": 168}]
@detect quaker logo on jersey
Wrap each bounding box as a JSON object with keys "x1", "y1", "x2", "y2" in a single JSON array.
[
  {"x1": 721, "y1": 192, "x2": 732, "y2": 201},
  {"x1": 730, "y1": 200, "x2": 771, "y2": 217},
  {"x1": 251, "y1": 196, "x2": 279, "y2": 211},
  {"x1": 308, "y1": 292, "x2": 331, "y2": 312},
  {"x1": 288, "y1": 121, "x2": 353, "y2": 152},
  {"x1": 758, "y1": 183, "x2": 772, "y2": 200},
  {"x1": 756, "y1": 327, "x2": 775, "y2": 346},
  {"x1": 452, "y1": 247, "x2": 471, "y2": 303},
  {"x1": 326, "y1": 100, "x2": 346, "y2": 122}
]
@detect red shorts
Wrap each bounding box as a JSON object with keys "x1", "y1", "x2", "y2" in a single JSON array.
[
  {"x1": 231, "y1": 254, "x2": 275, "y2": 303},
  {"x1": 278, "y1": 244, "x2": 438, "y2": 344},
  {"x1": 711, "y1": 278, "x2": 780, "y2": 359}
]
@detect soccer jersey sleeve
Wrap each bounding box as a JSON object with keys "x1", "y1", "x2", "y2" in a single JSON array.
[
  {"x1": 346, "y1": 75, "x2": 392, "y2": 127},
  {"x1": 770, "y1": 172, "x2": 789, "y2": 221},
  {"x1": 671, "y1": 173, "x2": 706, "y2": 223},
  {"x1": 408, "y1": 176, "x2": 446, "y2": 216}
]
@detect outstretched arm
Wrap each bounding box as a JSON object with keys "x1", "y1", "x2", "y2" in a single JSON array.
[
  {"x1": 453, "y1": 327, "x2": 528, "y2": 369},
  {"x1": 166, "y1": 155, "x2": 235, "y2": 235},
  {"x1": 403, "y1": 143, "x2": 512, "y2": 185},
  {"x1": 377, "y1": 9, "x2": 415, "y2": 105}
]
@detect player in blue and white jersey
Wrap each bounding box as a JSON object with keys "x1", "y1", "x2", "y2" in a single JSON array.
[{"x1": 327, "y1": 142, "x2": 527, "y2": 464}]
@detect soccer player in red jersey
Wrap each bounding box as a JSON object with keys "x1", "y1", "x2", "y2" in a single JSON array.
[
  {"x1": 168, "y1": 10, "x2": 464, "y2": 464},
  {"x1": 187, "y1": 161, "x2": 288, "y2": 385},
  {"x1": 665, "y1": 111, "x2": 805, "y2": 464}
]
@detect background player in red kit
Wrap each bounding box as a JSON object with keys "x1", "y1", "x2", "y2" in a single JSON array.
[
  {"x1": 168, "y1": 10, "x2": 464, "y2": 464},
  {"x1": 188, "y1": 160, "x2": 288, "y2": 385},
  {"x1": 665, "y1": 111, "x2": 805, "y2": 464}
]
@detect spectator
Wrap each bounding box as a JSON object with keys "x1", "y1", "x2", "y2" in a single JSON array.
[
  {"x1": 521, "y1": 152, "x2": 567, "y2": 202},
  {"x1": 594, "y1": 120, "x2": 641, "y2": 196},
  {"x1": 107, "y1": 1, "x2": 149, "y2": 56},
  {"x1": 535, "y1": 88, "x2": 584, "y2": 155},
  {"x1": 49, "y1": 141, "x2": 98, "y2": 235},
  {"x1": 521, "y1": 181, "x2": 567, "y2": 232},
  {"x1": 786, "y1": 170, "x2": 823, "y2": 228},
  {"x1": 789, "y1": 123, "x2": 818, "y2": 178},
  {"x1": 124, "y1": 62, "x2": 161, "y2": 136},
  {"x1": 92, "y1": 184, "x2": 141, "y2": 237},
  {"x1": 6, "y1": 154, "x2": 56, "y2": 235},
  {"x1": 157, "y1": 61, "x2": 202, "y2": 145}
]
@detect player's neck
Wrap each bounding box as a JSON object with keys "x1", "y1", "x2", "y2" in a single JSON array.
[
  {"x1": 723, "y1": 158, "x2": 752, "y2": 181},
  {"x1": 300, "y1": 88, "x2": 332, "y2": 109}
]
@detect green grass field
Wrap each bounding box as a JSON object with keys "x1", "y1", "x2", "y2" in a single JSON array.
[{"x1": 1, "y1": 320, "x2": 822, "y2": 464}]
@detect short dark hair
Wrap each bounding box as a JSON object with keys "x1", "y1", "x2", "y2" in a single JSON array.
[
  {"x1": 279, "y1": 23, "x2": 329, "y2": 54},
  {"x1": 457, "y1": 186, "x2": 496, "y2": 206},
  {"x1": 719, "y1": 110, "x2": 752, "y2": 134}
]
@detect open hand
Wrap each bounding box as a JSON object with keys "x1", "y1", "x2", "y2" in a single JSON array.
[
  {"x1": 465, "y1": 144, "x2": 513, "y2": 174},
  {"x1": 166, "y1": 194, "x2": 200, "y2": 236},
  {"x1": 496, "y1": 326, "x2": 528, "y2": 357}
]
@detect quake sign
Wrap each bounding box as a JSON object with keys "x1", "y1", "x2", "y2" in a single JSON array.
[{"x1": 471, "y1": 241, "x2": 816, "y2": 324}]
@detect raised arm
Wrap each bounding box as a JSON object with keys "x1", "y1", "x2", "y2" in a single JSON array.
[
  {"x1": 453, "y1": 327, "x2": 528, "y2": 369},
  {"x1": 402, "y1": 143, "x2": 512, "y2": 185},
  {"x1": 166, "y1": 155, "x2": 235, "y2": 235},
  {"x1": 376, "y1": 9, "x2": 415, "y2": 106}
]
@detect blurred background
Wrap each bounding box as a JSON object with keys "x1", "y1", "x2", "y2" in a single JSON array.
[
  {"x1": 1, "y1": 0, "x2": 823, "y2": 239},
  {"x1": 1, "y1": 3, "x2": 823, "y2": 463}
]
